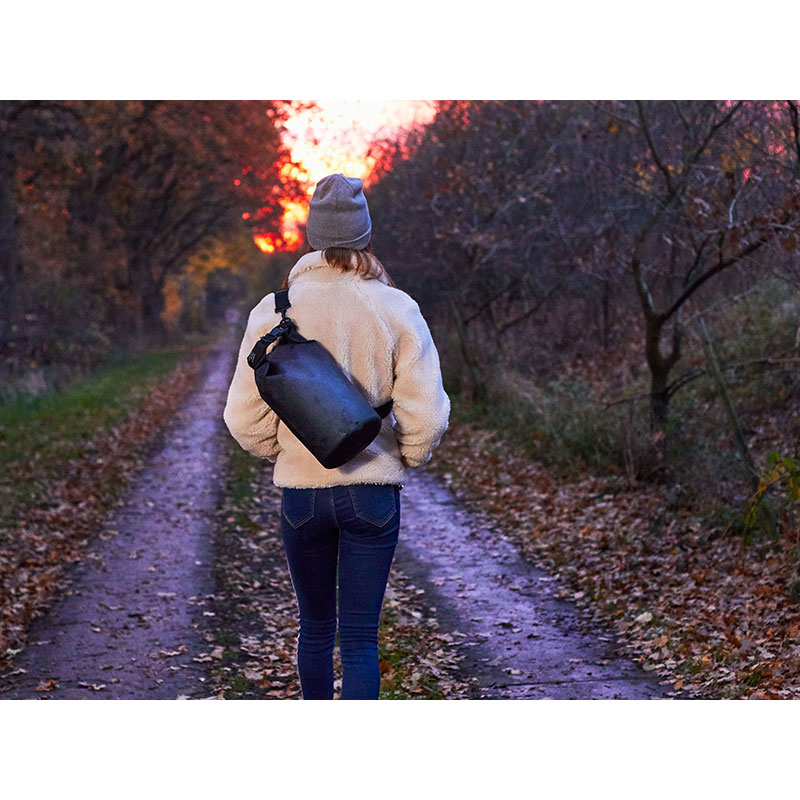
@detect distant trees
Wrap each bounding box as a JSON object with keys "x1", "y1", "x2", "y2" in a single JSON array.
[
  {"x1": 369, "y1": 100, "x2": 800, "y2": 450},
  {"x1": 369, "y1": 100, "x2": 593, "y2": 404},
  {"x1": 0, "y1": 101, "x2": 83, "y2": 346},
  {"x1": 0, "y1": 100, "x2": 299, "y2": 386}
]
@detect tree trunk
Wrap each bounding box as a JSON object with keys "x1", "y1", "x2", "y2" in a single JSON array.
[
  {"x1": 0, "y1": 149, "x2": 20, "y2": 346},
  {"x1": 450, "y1": 297, "x2": 487, "y2": 407},
  {"x1": 649, "y1": 366, "x2": 670, "y2": 461},
  {"x1": 645, "y1": 316, "x2": 668, "y2": 429},
  {"x1": 644, "y1": 313, "x2": 677, "y2": 465},
  {"x1": 140, "y1": 286, "x2": 167, "y2": 342}
]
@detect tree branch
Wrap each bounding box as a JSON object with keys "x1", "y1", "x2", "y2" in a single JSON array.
[
  {"x1": 636, "y1": 101, "x2": 675, "y2": 195},
  {"x1": 660, "y1": 234, "x2": 770, "y2": 323},
  {"x1": 787, "y1": 101, "x2": 800, "y2": 169}
]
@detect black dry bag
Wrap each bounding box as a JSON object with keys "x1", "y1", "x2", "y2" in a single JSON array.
[{"x1": 246, "y1": 288, "x2": 393, "y2": 470}]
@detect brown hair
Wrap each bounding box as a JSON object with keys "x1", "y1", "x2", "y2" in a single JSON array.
[{"x1": 281, "y1": 241, "x2": 397, "y2": 289}]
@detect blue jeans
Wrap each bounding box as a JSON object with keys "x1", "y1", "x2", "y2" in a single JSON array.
[{"x1": 280, "y1": 483, "x2": 401, "y2": 700}]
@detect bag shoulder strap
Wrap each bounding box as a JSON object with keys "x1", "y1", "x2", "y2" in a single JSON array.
[
  {"x1": 246, "y1": 289, "x2": 292, "y2": 369},
  {"x1": 275, "y1": 288, "x2": 291, "y2": 318}
]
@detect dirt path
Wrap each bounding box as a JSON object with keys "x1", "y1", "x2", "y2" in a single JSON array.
[
  {"x1": 1, "y1": 325, "x2": 669, "y2": 700},
  {"x1": 0, "y1": 335, "x2": 237, "y2": 699},
  {"x1": 395, "y1": 469, "x2": 670, "y2": 699}
]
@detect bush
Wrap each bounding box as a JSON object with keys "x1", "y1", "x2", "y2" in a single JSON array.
[{"x1": 452, "y1": 366, "x2": 655, "y2": 482}]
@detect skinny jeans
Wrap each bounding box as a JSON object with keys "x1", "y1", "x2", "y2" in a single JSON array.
[{"x1": 280, "y1": 483, "x2": 401, "y2": 700}]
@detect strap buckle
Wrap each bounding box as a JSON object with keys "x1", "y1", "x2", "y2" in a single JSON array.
[{"x1": 246, "y1": 318, "x2": 293, "y2": 370}]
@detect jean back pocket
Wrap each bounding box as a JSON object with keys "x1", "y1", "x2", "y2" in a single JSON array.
[
  {"x1": 347, "y1": 484, "x2": 398, "y2": 527},
  {"x1": 281, "y1": 488, "x2": 316, "y2": 528}
]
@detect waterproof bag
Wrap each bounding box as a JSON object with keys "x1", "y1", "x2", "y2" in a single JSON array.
[{"x1": 246, "y1": 288, "x2": 393, "y2": 469}]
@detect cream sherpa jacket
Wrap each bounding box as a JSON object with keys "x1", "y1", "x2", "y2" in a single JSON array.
[{"x1": 223, "y1": 250, "x2": 451, "y2": 489}]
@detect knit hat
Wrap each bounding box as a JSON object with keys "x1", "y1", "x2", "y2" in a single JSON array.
[{"x1": 306, "y1": 173, "x2": 372, "y2": 250}]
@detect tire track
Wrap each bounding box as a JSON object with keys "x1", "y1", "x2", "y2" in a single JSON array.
[
  {"x1": 395, "y1": 468, "x2": 670, "y2": 699},
  {"x1": 0, "y1": 334, "x2": 237, "y2": 699}
]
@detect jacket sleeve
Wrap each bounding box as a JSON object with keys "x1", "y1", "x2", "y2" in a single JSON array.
[
  {"x1": 390, "y1": 298, "x2": 451, "y2": 468},
  {"x1": 222, "y1": 297, "x2": 282, "y2": 462}
]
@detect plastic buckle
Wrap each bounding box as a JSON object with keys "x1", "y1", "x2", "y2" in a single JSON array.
[
  {"x1": 247, "y1": 338, "x2": 269, "y2": 369},
  {"x1": 247, "y1": 319, "x2": 292, "y2": 369}
]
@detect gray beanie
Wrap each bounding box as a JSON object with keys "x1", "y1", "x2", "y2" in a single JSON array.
[{"x1": 306, "y1": 173, "x2": 372, "y2": 250}]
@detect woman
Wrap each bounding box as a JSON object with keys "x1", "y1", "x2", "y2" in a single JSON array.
[{"x1": 223, "y1": 173, "x2": 450, "y2": 699}]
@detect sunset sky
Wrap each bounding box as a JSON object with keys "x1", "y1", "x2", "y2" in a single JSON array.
[{"x1": 256, "y1": 100, "x2": 435, "y2": 252}]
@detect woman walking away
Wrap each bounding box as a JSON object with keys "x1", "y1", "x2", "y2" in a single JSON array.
[{"x1": 223, "y1": 173, "x2": 451, "y2": 700}]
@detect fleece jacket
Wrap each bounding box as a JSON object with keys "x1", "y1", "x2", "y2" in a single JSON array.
[{"x1": 222, "y1": 249, "x2": 451, "y2": 489}]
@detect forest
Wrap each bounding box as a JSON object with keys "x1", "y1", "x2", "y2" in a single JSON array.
[
  {"x1": 0, "y1": 100, "x2": 301, "y2": 392},
  {"x1": 1, "y1": 100, "x2": 800, "y2": 699}
]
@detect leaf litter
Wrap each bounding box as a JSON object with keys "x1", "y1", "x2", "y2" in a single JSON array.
[
  {"x1": 0, "y1": 352, "x2": 206, "y2": 677},
  {"x1": 429, "y1": 419, "x2": 800, "y2": 699}
]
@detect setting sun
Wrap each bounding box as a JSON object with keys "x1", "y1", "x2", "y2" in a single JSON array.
[{"x1": 266, "y1": 100, "x2": 436, "y2": 251}]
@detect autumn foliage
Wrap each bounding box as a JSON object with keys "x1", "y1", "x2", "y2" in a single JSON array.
[{"x1": 0, "y1": 100, "x2": 302, "y2": 392}]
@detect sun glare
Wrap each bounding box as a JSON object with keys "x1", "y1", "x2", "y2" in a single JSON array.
[
  {"x1": 254, "y1": 235, "x2": 275, "y2": 253},
  {"x1": 260, "y1": 100, "x2": 435, "y2": 252}
]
